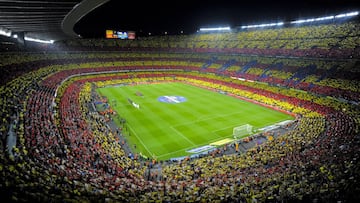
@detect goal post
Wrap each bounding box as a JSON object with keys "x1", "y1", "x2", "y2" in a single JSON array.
[{"x1": 233, "y1": 124, "x2": 253, "y2": 139}]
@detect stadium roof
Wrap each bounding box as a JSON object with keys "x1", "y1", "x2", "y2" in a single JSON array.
[{"x1": 0, "y1": 0, "x2": 109, "y2": 42}]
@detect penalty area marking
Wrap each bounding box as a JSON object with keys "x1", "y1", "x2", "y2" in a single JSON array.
[{"x1": 169, "y1": 126, "x2": 196, "y2": 146}]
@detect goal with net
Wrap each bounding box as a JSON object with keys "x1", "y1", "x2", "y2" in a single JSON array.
[{"x1": 233, "y1": 124, "x2": 253, "y2": 139}]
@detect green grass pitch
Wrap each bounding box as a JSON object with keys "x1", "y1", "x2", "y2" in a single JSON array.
[{"x1": 96, "y1": 82, "x2": 294, "y2": 160}]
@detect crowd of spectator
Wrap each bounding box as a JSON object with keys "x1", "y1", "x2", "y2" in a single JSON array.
[
  {"x1": 1, "y1": 68, "x2": 358, "y2": 202},
  {"x1": 5, "y1": 21, "x2": 359, "y2": 58},
  {"x1": 53, "y1": 22, "x2": 360, "y2": 58}
]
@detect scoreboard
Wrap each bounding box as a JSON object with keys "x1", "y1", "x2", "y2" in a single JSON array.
[{"x1": 106, "y1": 30, "x2": 135, "y2": 39}]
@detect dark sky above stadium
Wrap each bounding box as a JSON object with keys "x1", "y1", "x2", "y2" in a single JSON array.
[{"x1": 74, "y1": 0, "x2": 359, "y2": 38}]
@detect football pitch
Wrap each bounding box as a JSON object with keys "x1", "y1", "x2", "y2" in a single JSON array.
[{"x1": 96, "y1": 82, "x2": 294, "y2": 160}]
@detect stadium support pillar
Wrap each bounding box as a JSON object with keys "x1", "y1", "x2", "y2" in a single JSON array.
[{"x1": 14, "y1": 32, "x2": 25, "y2": 47}]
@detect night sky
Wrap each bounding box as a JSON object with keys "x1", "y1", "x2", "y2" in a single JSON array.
[{"x1": 74, "y1": 0, "x2": 359, "y2": 38}]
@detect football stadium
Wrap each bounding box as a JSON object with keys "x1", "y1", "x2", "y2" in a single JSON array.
[{"x1": 0, "y1": 1, "x2": 360, "y2": 202}]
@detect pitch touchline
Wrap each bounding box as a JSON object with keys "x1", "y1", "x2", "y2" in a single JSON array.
[
  {"x1": 156, "y1": 136, "x2": 234, "y2": 158},
  {"x1": 156, "y1": 147, "x2": 193, "y2": 158},
  {"x1": 127, "y1": 124, "x2": 154, "y2": 157}
]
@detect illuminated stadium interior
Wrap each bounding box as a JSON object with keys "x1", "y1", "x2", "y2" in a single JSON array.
[{"x1": 0, "y1": 2, "x2": 360, "y2": 203}]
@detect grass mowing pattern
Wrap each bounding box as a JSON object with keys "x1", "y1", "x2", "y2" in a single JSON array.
[{"x1": 96, "y1": 82, "x2": 294, "y2": 160}]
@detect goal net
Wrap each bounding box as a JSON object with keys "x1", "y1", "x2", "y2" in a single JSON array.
[{"x1": 233, "y1": 124, "x2": 253, "y2": 139}]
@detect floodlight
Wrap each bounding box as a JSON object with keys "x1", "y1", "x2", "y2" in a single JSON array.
[
  {"x1": 199, "y1": 27, "x2": 231, "y2": 31},
  {"x1": 334, "y1": 11, "x2": 358, "y2": 18},
  {"x1": 0, "y1": 28, "x2": 11, "y2": 37},
  {"x1": 241, "y1": 22, "x2": 284, "y2": 29},
  {"x1": 24, "y1": 37, "x2": 54, "y2": 44},
  {"x1": 291, "y1": 11, "x2": 358, "y2": 24},
  {"x1": 345, "y1": 11, "x2": 359, "y2": 17},
  {"x1": 335, "y1": 14, "x2": 346, "y2": 18}
]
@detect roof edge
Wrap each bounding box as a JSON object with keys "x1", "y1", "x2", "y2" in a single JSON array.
[{"x1": 62, "y1": 0, "x2": 110, "y2": 38}]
